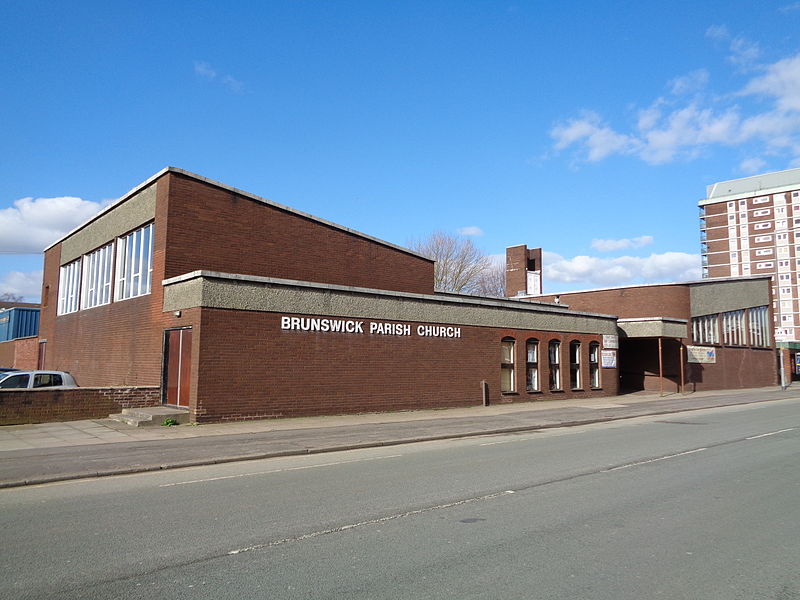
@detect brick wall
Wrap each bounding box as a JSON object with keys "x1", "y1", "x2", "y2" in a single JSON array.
[
  {"x1": 0, "y1": 337, "x2": 38, "y2": 370},
  {"x1": 163, "y1": 172, "x2": 435, "y2": 294},
  {"x1": 685, "y1": 346, "x2": 778, "y2": 392},
  {"x1": 0, "y1": 386, "x2": 160, "y2": 425},
  {"x1": 192, "y1": 309, "x2": 617, "y2": 422},
  {"x1": 38, "y1": 179, "x2": 200, "y2": 388},
  {"x1": 538, "y1": 285, "x2": 692, "y2": 320},
  {"x1": 619, "y1": 338, "x2": 778, "y2": 393}
]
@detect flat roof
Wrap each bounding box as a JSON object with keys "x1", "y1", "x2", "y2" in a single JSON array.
[
  {"x1": 44, "y1": 167, "x2": 432, "y2": 262},
  {"x1": 163, "y1": 270, "x2": 620, "y2": 321},
  {"x1": 518, "y1": 275, "x2": 772, "y2": 298},
  {"x1": 702, "y1": 167, "x2": 800, "y2": 205}
]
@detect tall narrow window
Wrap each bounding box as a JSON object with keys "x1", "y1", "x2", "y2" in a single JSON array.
[
  {"x1": 81, "y1": 242, "x2": 114, "y2": 309},
  {"x1": 748, "y1": 306, "x2": 770, "y2": 347},
  {"x1": 721, "y1": 309, "x2": 746, "y2": 345},
  {"x1": 57, "y1": 260, "x2": 81, "y2": 315},
  {"x1": 692, "y1": 314, "x2": 719, "y2": 345},
  {"x1": 589, "y1": 342, "x2": 600, "y2": 388},
  {"x1": 548, "y1": 340, "x2": 561, "y2": 391},
  {"x1": 501, "y1": 337, "x2": 516, "y2": 393},
  {"x1": 115, "y1": 223, "x2": 154, "y2": 301},
  {"x1": 526, "y1": 339, "x2": 539, "y2": 392},
  {"x1": 569, "y1": 341, "x2": 581, "y2": 389}
]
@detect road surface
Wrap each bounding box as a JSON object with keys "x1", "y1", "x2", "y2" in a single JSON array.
[{"x1": 1, "y1": 398, "x2": 798, "y2": 599}]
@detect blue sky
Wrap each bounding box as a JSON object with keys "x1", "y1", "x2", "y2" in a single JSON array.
[{"x1": 3, "y1": 1, "x2": 800, "y2": 300}]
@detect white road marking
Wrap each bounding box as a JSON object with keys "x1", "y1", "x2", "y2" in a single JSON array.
[
  {"x1": 745, "y1": 427, "x2": 795, "y2": 440},
  {"x1": 227, "y1": 490, "x2": 516, "y2": 555},
  {"x1": 602, "y1": 448, "x2": 707, "y2": 472},
  {"x1": 159, "y1": 454, "x2": 403, "y2": 487}
]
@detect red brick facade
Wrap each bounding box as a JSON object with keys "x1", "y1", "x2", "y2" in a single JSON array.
[
  {"x1": 0, "y1": 336, "x2": 38, "y2": 370},
  {"x1": 192, "y1": 309, "x2": 616, "y2": 422},
  {"x1": 538, "y1": 285, "x2": 691, "y2": 320},
  {"x1": 162, "y1": 173, "x2": 434, "y2": 293}
]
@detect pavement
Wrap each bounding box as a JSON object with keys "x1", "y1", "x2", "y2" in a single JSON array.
[{"x1": 0, "y1": 386, "x2": 797, "y2": 489}]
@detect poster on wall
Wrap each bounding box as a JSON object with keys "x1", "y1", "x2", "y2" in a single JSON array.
[
  {"x1": 601, "y1": 350, "x2": 617, "y2": 368},
  {"x1": 603, "y1": 335, "x2": 618, "y2": 349},
  {"x1": 686, "y1": 345, "x2": 716, "y2": 364}
]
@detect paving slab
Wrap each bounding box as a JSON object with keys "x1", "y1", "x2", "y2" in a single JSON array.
[{"x1": 0, "y1": 387, "x2": 797, "y2": 488}]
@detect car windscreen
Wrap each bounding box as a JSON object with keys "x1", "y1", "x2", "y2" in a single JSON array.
[{"x1": 0, "y1": 373, "x2": 30, "y2": 388}]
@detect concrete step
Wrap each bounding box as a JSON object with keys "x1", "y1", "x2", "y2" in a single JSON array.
[{"x1": 108, "y1": 406, "x2": 190, "y2": 427}]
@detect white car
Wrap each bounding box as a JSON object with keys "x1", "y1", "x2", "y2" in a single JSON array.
[{"x1": 0, "y1": 370, "x2": 77, "y2": 389}]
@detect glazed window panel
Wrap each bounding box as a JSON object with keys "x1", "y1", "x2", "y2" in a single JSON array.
[
  {"x1": 721, "y1": 309, "x2": 746, "y2": 345},
  {"x1": 569, "y1": 341, "x2": 581, "y2": 389},
  {"x1": 548, "y1": 340, "x2": 561, "y2": 391},
  {"x1": 57, "y1": 260, "x2": 81, "y2": 315},
  {"x1": 692, "y1": 314, "x2": 719, "y2": 345},
  {"x1": 81, "y1": 243, "x2": 114, "y2": 309},
  {"x1": 115, "y1": 223, "x2": 154, "y2": 301},
  {"x1": 526, "y1": 339, "x2": 539, "y2": 392},
  {"x1": 748, "y1": 306, "x2": 770, "y2": 347},
  {"x1": 501, "y1": 338, "x2": 515, "y2": 393},
  {"x1": 589, "y1": 342, "x2": 601, "y2": 388}
]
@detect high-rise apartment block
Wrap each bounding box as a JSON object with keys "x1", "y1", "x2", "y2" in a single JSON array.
[{"x1": 700, "y1": 168, "x2": 800, "y2": 342}]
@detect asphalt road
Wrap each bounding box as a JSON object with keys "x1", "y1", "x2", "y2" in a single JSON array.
[{"x1": 2, "y1": 398, "x2": 799, "y2": 599}]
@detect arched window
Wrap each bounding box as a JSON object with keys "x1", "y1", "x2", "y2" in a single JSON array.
[
  {"x1": 548, "y1": 340, "x2": 561, "y2": 391},
  {"x1": 501, "y1": 337, "x2": 516, "y2": 393},
  {"x1": 589, "y1": 342, "x2": 601, "y2": 388},
  {"x1": 526, "y1": 339, "x2": 539, "y2": 392},
  {"x1": 569, "y1": 340, "x2": 581, "y2": 390}
]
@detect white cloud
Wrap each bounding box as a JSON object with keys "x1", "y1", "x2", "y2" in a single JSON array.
[
  {"x1": 0, "y1": 196, "x2": 108, "y2": 253},
  {"x1": 542, "y1": 250, "x2": 701, "y2": 287},
  {"x1": 740, "y1": 54, "x2": 800, "y2": 112},
  {"x1": 194, "y1": 61, "x2": 244, "y2": 93},
  {"x1": 590, "y1": 235, "x2": 654, "y2": 252},
  {"x1": 705, "y1": 25, "x2": 760, "y2": 70},
  {"x1": 551, "y1": 43, "x2": 800, "y2": 166},
  {"x1": 551, "y1": 111, "x2": 637, "y2": 161},
  {"x1": 193, "y1": 61, "x2": 217, "y2": 80},
  {"x1": 740, "y1": 157, "x2": 767, "y2": 174},
  {"x1": 0, "y1": 270, "x2": 43, "y2": 301},
  {"x1": 669, "y1": 69, "x2": 709, "y2": 95},
  {"x1": 457, "y1": 226, "x2": 484, "y2": 236}
]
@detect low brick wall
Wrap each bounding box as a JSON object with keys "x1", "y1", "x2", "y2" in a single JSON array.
[
  {"x1": 0, "y1": 337, "x2": 38, "y2": 370},
  {"x1": 0, "y1": 387, "x2": 161, "y2": 425}
]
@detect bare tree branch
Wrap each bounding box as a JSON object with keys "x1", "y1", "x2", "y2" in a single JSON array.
[
  {"x1": 0, "y1": 292, "x2": 24, "y2": 302},
  {"x1": 409, "y1": 231, "x2": 497, "y2": 295}
]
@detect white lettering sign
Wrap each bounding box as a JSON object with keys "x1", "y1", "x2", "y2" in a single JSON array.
[{"x1": 280, "y1": 316, "x2": 461, "y2": 338}]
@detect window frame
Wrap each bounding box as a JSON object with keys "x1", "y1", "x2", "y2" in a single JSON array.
[
  {"x1": 548, "y1": 340, "x2": 562, "y2": 391},
  {"x1": 115, "y1": 222, "x2": 154, "y2": 302},
  {"x1": 81, "y1": 242, "x2": 115, "y2": 310},
  {"x1": 57, "y1": 260, "x2": 82, "y2": 315},
  {"x1": 589, "y1": 342, "x2": 601, "y2": 389},
  {"x1": 525, "y1": 339, "x2": 539, "y2": 392},
  {"x1": 569, "y1": 340, "x2": 581, "y2": 390},
  {"x1": 500, "y1": 337, "x2": 516, "y2": 394}
]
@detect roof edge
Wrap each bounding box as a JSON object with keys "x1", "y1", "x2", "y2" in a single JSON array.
[
  {"x1": 162, "y1": 270, "x2": 620, "y2": 321},
  {"x1": 44, "y1": 167, "x2": 433, "y2": 263}
]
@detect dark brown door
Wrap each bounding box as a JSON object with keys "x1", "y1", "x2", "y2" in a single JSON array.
[{"x1": 164, "y1": 328, "x2": 192, "y2": 407}]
